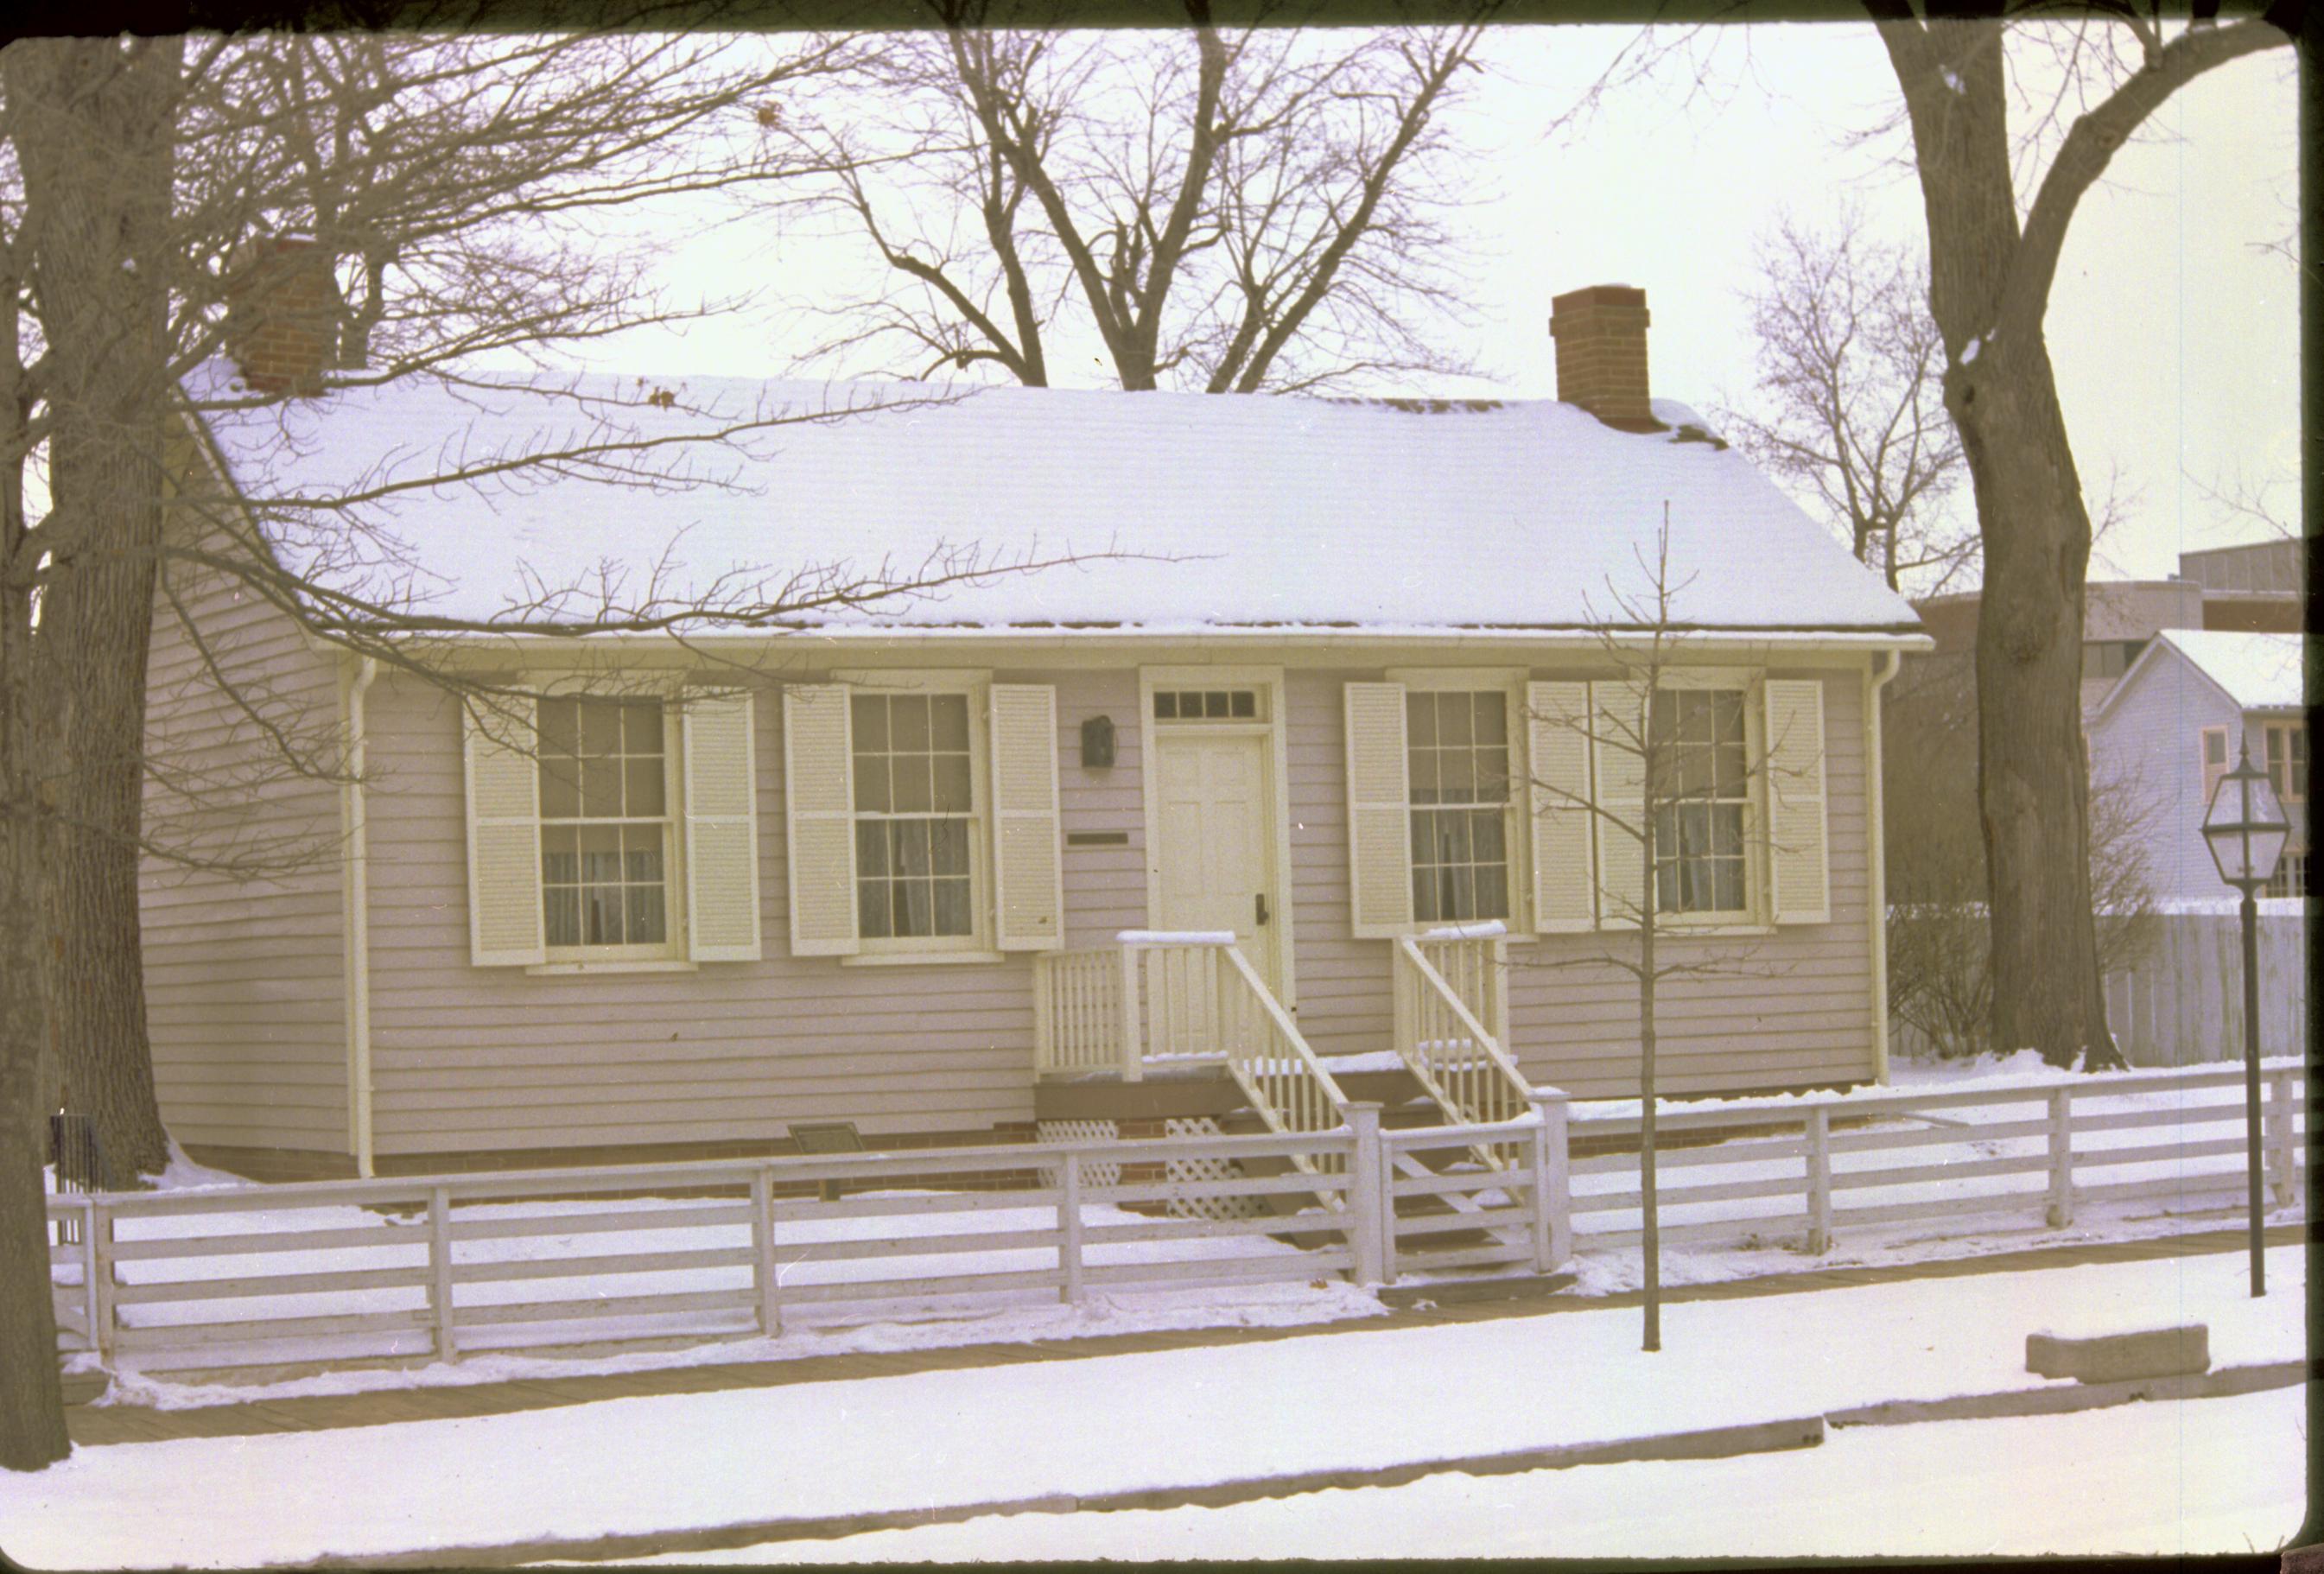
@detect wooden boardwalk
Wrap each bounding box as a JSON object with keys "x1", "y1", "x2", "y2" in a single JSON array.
[{"x1": 67, "y1": 1222, "x2": 2304, "y2": 1449}]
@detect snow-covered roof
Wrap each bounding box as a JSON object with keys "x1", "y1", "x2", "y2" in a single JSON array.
[
  {"x1": 2151, "y1": 630, "x2": 2305, "y2": 712},
  {"x1": 183, "y1": 362, "x2": 1923, "y2": 638}
]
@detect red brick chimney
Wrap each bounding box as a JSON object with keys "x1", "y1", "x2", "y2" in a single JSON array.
[
  {"x1": 1548, "y1": 284, "x2": 1663, "y2": 433},
  {"x1": 224, "y1": 235, "x2": 342, "y2": 397}
]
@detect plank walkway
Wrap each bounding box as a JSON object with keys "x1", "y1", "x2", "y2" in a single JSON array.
[{"x1": 67, "y1": 1222, "x2": 2305, "y2": 1449}]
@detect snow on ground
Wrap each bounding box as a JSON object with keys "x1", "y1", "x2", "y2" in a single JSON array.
[
  {"x1": 1, "y1": 1246, "x2": 2301, "y2": 1570},
  {"x1": 669, "y1": 1386, "x2": 2305, "y2": 1562},
  {"x1": 613, "y1": 1384, "x2": 2306, "y2": 1564}
]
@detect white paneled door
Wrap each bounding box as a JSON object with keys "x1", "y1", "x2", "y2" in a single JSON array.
[{"x1": 1152, "y1": 732, "x2": 1280, "y2": 996}]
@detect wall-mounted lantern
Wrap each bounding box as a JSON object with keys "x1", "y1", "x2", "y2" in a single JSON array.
[{"x1": 1081, "y1": 714, "x2": 1116, "y2": 769}]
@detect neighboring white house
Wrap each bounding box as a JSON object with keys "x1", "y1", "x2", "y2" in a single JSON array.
[{"x1": 2088, "y1": 630, "x2": 2307, "y2": 902}]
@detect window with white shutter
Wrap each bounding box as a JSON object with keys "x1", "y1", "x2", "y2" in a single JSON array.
[
  {"x1": 988, "y1": 684, "x2": 1064, "y2": 951},
  {"x1": 683, "y1": 691, "x2": 762, "y2": 962},
  {"x1": 464, "y1": 697, "x2": 547, "y2": 966},
  {"x1": 1525, "y1": 681, "x2": 1597, "y2": 932},
  {"x1": 1591, "y1": 677, "x2": 1651, "y2": 930},
  {"x1": 1762, "y1": 678, "x2": 1832, "y2": 925},
  {"x1": 1343, "y1": 682, "x2": 1414, "y2": 938},
  {"x1": 782, "y1": 684, "x2": 860, "y2": 956}
]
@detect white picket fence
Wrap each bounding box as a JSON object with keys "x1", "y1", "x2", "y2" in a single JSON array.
[{"x1": 46, "y1": 1061, "x2": 2303, "y2": 1374}]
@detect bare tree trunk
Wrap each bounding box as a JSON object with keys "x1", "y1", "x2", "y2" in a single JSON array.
[
  {"x1": 10, "y1": 37, "x2": 181, "y2": 1177},
  {"x1": 1955, "y1": 340, "x2": 2115, "y2": 1068}
]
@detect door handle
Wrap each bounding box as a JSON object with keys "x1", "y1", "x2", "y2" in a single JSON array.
[{"x1": 1255, "y1": 893, "x2": 1270, "y2": 927}]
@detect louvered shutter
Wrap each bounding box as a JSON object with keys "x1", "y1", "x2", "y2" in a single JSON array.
[
  {"x1": 683, "y1": 690, "x2": 762, "y2": 962},
  {"x1": 463, "y1": 697, "x2": 546, "y2": 966},
  {"x1": 1591, "y1": 677, "x2": 1651, "y2": 930},
  {"x1": 782, "y1": 684, "x2": 859, "y2": 956},
  {"x1": 989, "y1": 684, "x2": 1064, "y2": 951},
  {"x1": 1344, "y1": 682, "x2": 1413, "y2": 938},
  {"x1": 1526, "y1": 681, "x2": 1597, "y2": 933},
  {"x1": 1762, "y1": 678, "x2": 1832, "y2": 925}
]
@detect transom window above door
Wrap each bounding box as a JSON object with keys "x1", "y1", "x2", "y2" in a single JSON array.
[
  {"x1": 1154, "y1": 689, "x2": 1261, "y2": 721},
  {"x1": 1406, "y1": 689, "x2": 1511, "y2": 923},
  {"x1": 537, "y1": 696, "x2": 671, "y2": 950}
]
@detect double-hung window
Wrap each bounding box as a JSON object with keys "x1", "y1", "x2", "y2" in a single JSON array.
[
  {"x1": 2200, "y1": 727, "x2": 2232, "y2": 807},
  {"x1": 2264, "y1": 720, "x2": 2307, "y2": 804},
  {"x1": 1406, "y1": 689, "x2": 1512, "y2": 923},
  {"x1": 1650, "y1": 688, "x2": 1750, "y2": 917},
  {"x1": 537, "y1": 696, "x2": 675, "y2": 954},
  {"x1": 851, "y1": 690, "x2": 980, "y2": 944}
]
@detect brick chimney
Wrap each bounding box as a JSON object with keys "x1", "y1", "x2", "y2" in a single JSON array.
[
  {"x1": 224, "y1": 235, "x2": 342, "y2": 397},
  {"x1": 1548, "y1": 284, "x2": 1663, "y2": 433}
]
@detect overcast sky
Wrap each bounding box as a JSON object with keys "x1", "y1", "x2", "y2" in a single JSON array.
[{"x1": 561, "y1": 22, "x2": 2301, "y2": 591}]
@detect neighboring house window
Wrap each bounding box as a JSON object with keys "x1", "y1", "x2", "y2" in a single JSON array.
[
  {"x1": 2266, "y1": 849, "x2": 2308, "y2": 898},
  {"x1": 2200, "y1": 727, "x2": 2232, "y2": 807},
  {"x1": 852, "y1": 691, "x2": 977, "y2": 941},
  {"x1": 1406, "y1": 689, "x2": 1511, "y2": 923},
  {"x1": 537, "y1": 696, "x2": 672, "y2": 950},
  {"x1": 2264, "y1": 720, "x2": 2307, "y2": 804},
  {"x1": 1651, "y1": 688, "x2": 1749, "y2": 916},
  {"x1": 2080, "y1": 638, "x2": 2148, "y2": 684}
]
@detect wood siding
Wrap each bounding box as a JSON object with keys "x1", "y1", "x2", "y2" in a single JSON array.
[
  {"x1": 348, "y1": 657, "x2": 1878, "y2": 1159},
  {"x1": 141, "y1": 511, "x2": 348, "y2": 1154},
  {"x1": 1285, "y1": 667, "x2": 1877, "y2": 1100}
]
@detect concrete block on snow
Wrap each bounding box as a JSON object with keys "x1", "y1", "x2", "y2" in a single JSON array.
[{"x1": 2026, "y1": 1323, "x2": 2209, "y2": 1383}]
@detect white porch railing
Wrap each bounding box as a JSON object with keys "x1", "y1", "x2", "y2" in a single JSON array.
[{"x1": 1392, "y1": 926, "x2": 1533, "y2": 1170}]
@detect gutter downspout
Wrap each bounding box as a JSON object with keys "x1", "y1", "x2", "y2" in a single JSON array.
[
  {"x1": 1864, "y1": 649, "x2": 1902, "y2": 1083},
  {"x1": 342, "y1": 655, "x2": 378, "y2": 1176}
]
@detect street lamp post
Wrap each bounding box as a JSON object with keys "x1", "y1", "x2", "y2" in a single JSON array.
[{"x1": 2198, "y1": 739, "x2": 2290, "y2": 1298}]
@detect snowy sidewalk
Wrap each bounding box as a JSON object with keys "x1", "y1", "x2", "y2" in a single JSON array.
[{"x1": 1, "y1": 1243, "x2": 2302, "y2": 1570}]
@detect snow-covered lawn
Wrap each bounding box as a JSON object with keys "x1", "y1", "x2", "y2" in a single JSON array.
[
  {"x1": 640, "y1": 1383, "x2": 2304, "y2": 1563},
  {"x1": 3, "y1": 1245, "x2": 2302, "y2": 1569}
]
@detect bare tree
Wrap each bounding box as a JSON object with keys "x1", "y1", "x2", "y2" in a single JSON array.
[
  {"x1": 1519, "y1": 516, "x2": 1806, "y2": 1352},
  {"x1": 765, "y1": 12, "x2": 1493, "y2": 394},
  {"x1": 1718, "y1": 211, "x2": 1975, "y2": 595}
]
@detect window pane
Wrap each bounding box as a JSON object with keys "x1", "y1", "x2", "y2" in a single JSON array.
[
  {"x1": 581, "y1": 700, "x2": 622, "y2": 756},
  {"x1": 1476, "y1": 870, "x2": 1509, "y2": 920},
  {"x1": 858, "y1": 880, "x2": 892, "y2": 939},
  {"x1": 1408, "y1": 747, "x2": 1439, "y2": 805},
  {"x1": 930, "y1": 818, "x2": 969, "y2": 876},
  {"x1": 931, "y1": 753, "x2": 974, "y2": 814},
  {"x1": 1447, "y1": 864, "x2": 1476, "y2": 921},
  {"x1": 1438, "y1": 747, "x2": 1475, "y2": 801},
  {"x1": 625, "y1": 758, "x2": 666, "y2": 818},
  {"x1": 621, "y1": 702, "x2": 663, "y2": 756},
  {"x1": 1713, "y1": 689, "x2": 1744, "y2": 743},
  {"x1": 1204, "y1": 691, "x2": 1229, "y2": 718},
  {"x1": 931, "y1": 695, "x2": 970, "y2": 752},
  {"x1": 1439, "y1": 697, "x2": 1471, "y2": 746},
  {"x1": 895, "y1": 820, "x2": 932, "y2": 878},
  {"x1": 627, "y1": 885, "x2": 667, "y2": 945},
  {"x1": 852, "y1": 695, "x2": 888, "y2": 752},
  {"x1": 2206, "y1": 731, "x2": 2227, "y2": 765},
  {"x1": 1474, "y1": 810, "x2": 1506, "y2": 864},
  {"x1": 1713, "y1": 857, "x2": 1745, "y2": 913},
  {"x1": 544, "y1": 888, "x2": 581, "y2": 947},
  {"x1": 537, "y1": 699, "x2": 579, "y2": 759},
  {"x1": 1650, "y1": 692, "x2": 1677, "y2": 747},
  {"x1": 1441, "y1": 809, "x2": 1472, "y2": 865},
  {"x1": 855, "y1": 820, "x2": 889, "y2": 877},
  {"x1": 932, "y1": 877, "x2": 973, "y2": 936},
  {"x1": 892, "y1": 695, "x2": 930, "y2": 752},
  {"x1": 1413, "y1": 867, "x2": 1440, "y2": 923},
  {"x1": 584, "y1": 885, "x2": 624, "y2": 945},
  {"x1": 1712, "y1": 803, "x2": 1743, "y2": 858},
  {"x1": 1230, "y1": 691, "x2": 1255, "y2": 719},
  {"x1": 624, "y1": 826, "x2": 664, "y2": 885},
  {"x1": 581, "y1": 824, "x2": 623, "y2": 884},
  {"x1": 1654, "y1": 862, "x2": 1680, "y2": 914},
  {"x1": 539, "y1": 761, "x2": 581, "y2": 820},
  {"x1": 1154, "y1": 692, "x2": 1178, "y2": 719},
  {"x1": 542, "y1": 826, "x2": 580, "y2": 886},
  {"x1": 854, "y1": 756, "x2": 890, "y2": 814},
  {"x1": 1474, "y1": 695, "x2": 1506, "y2": 746},
  {"x1": 892, "y1": 754, "x2": 933, "y2": 813},
  {"x1": 898, "y1": 879, "x2": 935, "y2": 936},
  {"x1": 1406, "y1": 694, "x2": 1435, "y2": 747},
  {"x1": 579, "y1": 757, "x2": 621, "y2": 818}
]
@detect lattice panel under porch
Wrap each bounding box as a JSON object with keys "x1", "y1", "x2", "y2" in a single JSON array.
[
  {"x1": 1162, "y1": 1117, "x2": 1268, "y2": 1221},
  {"x1": 1032, "y1": 1120, "x2": 1124, "y2": 1190}
]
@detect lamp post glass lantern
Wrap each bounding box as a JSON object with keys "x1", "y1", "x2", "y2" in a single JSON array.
[{"x1": 2198, "y1": 740, "x2": 2289, "y2": 1298}]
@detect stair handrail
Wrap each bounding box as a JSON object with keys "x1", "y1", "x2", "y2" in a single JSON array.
[
  {"x1": 1215, "y1": 942, "x2": 1354, "y2": 1197},
  {"x1": 1393, "y1": 932, "x2": 1533, "y2": 1169}
]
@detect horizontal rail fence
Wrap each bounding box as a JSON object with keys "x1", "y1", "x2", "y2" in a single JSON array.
[
  {"x1": 1561, "y1": 1059, "x2": 2307, "y2": 1254},
  {"x1": 51, "y1": 1120, "x2": 1526, "y2": 1372},
  {"x1": 1378, "y1": 1113, "x2": 1565, "y2": 1285}
]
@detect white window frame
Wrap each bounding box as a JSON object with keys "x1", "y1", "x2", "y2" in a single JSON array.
[
  {"x1": 1643, "y1": 665, "x2": 1771, "y2": 934},
  {"x1": 530, "y1": 676, "x2": 689, "y2": 973},
  {"x1": 2264, "y1": 719, "x2": 2307, "y2": 804},
  {"x1": 835, "y1": 669, "x2": 1000, "y2": 965},
  {"x1": 1388, "y1": 668, "x2": 1530, "y2": 939}
]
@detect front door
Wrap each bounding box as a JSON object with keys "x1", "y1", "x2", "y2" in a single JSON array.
[{"x1": 1152, "y1": 732, "x2": 1280, "y2": 994}]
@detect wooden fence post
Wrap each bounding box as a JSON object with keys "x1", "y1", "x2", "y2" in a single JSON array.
[
  {"x1": 2046, "y1": 1088, "x2": 2074, "y2": 1228},
  {"x1": 1058, "y1": 1150, "x2": 1086, "y2": 1304},
  {"x1": 1527, "y1": 1088, "x2": 1572, "y2": 1271},
  {"x1": 428, "y1": 1185, "x2": 457, "y2": 1361},
  {"x1": 751, "y1": 1167, "x2": 782, "y2": 1337},
  {"x1": 1119, "y1": 946, "x2": 1144, "y2": 1082},
  {"x1": 1343, "y1": 1103, "x2": 1386, "y2": 1286},
  {"x1": 2266, "y1": 1067, "x2": 2298, "y2": 1209},
  {"x1": 1806, "y1": 1107, "x2": 1833, "y2": 1254},
  {"x1": 90, "y1": 1203, "x2": 115, "y2": 1360}
]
